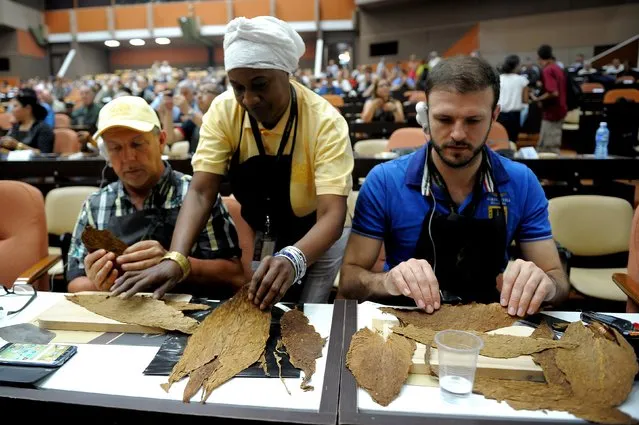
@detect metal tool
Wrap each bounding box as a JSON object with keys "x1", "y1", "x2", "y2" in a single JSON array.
[
  {"x1": 580, "y1": 311, "x2": 639, "y2": 338},
  {"x1": 439, "y1": 289, "x2": 463, "y2": 305}
]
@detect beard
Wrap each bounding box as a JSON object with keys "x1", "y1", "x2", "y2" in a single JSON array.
[{"x1": 430, "y1": 124, "x2": 492, "y2": 169}]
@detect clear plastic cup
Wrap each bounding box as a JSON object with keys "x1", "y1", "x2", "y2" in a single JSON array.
[{"x1": 434, "y1": 330, "x2": 484, "y2": 397}]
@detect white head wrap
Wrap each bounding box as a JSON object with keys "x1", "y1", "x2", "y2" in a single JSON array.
[{"x1": 223, "y1": 16, "x2": 305, "y2": 74}]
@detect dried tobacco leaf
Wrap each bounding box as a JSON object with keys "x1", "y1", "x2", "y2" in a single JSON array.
[
  {"x1": 81, "y1": 225, "x2": 128, "y2": 256},
  {"x1": 473, "y1": 322, "x2": 639, "y2": 424},
  {"x1": 530, "y1": 322, "x2": 571, "y2": 390},
  {"x1": 380, "y1": 303, "x2": 515, "y2": 332},
  {"x1": 66, "y1": 294, "x2": 199, "y2": 334},
  {"x1": 163, "y1": 286, "x2": 270, "y2": 402},
  {"x1": 164, "y1": 301, "x2": 211, "y2": 312},
  {"x1": 474, "y1": 378, "x2": 637, "y2": 425},
  {"x1": 556, "y1": 322, "x2": 638, "y2": 408},
  {"x1": 392, "y1": 324, "x2": 576, "y2": 359},
  {"x1": 280, "y1": 309, "x2": 326, "y2": 391},
  {"x1": 346, "y1": 327, "x2": 415, "y2": 406}
]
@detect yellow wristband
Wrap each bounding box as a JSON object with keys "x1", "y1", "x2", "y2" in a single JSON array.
[{"x1": 161, "y1": 251, "x2": 191, "y2": 282}]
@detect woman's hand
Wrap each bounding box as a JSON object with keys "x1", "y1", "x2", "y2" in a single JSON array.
[{"x1": 248, "y1": 256, "x2": 295, "y2": 310}]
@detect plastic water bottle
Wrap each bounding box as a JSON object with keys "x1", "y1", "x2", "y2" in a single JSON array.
[{"x1": 595, "y1": 122, "x2": 609, "y2": 158}]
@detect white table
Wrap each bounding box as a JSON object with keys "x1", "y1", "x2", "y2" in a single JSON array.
[
  {"x1": 339, "y1": 300, "x2": 639, "y2": 424},
  {"x1": 0, "y1": 292, "x2": 344, "y2": 424}
]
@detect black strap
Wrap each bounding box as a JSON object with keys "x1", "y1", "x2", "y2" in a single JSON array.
[
  {"x1": 245, "y1": 84, "x2": 298, "y2": 161},
  {"x1": 426, "y1": 146, "x2": 486, "y2": 217}
]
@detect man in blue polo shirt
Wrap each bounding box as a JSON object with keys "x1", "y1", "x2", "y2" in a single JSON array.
[{"x1": 339, "y1": 56, "x2": 569, "y2": 317}]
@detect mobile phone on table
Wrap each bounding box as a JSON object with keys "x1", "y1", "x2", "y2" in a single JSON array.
[{"x1": 0, "y1": 343, "x2": 77, "y2": 367}]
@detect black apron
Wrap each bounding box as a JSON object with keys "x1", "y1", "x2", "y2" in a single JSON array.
[
  {"x1": 107, "y1": 168, "x2": 236, "y2": 299},
  {"x1": 227, "y1": 84, "x2": 316, "y2": 253},
  {"x1": 412, "y1": 146, "x2": 508, "y2": 304},
  {"x1": 107, "y1": 170, "x2": 181, "y2": 251}
]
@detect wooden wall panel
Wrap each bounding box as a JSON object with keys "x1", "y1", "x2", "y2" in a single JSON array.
[
  {"x1": 194, "y1": 1, "x2": 228, "y2": 26},
  {"x1": 76, "y1": 7, "x2": 108, "y2": 32},
  {"x1": 444, "y1": 24, "x2": 479, "y2": 57},
  {"x1": 233, "y1": 0, "x2": 270, "y2": 19},
  {"x1": 110, "y1": 46, "x2": 209, "y2": 68},
  {"x1": 153, "y1": 3, "x2": 189, "y2": 28},
  {"x1": 320, "y1": 0, "x2": 355, "y2": 20},
  {"x1": 114, "y1": 5, "x2": 147, "y2": 30},
  {"x1": 16, "y1": 30, "x2": 46, "y2": 59},
  {"x1": 276, "y1": 0, "x2": 314, "y2": 22},
  {"x1": 45, "y1": 10, "x2": 70, "y2": 34}
]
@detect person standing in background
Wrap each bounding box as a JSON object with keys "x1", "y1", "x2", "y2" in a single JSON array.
[
  {"x1": 533, "y1": 45, "x2": 567, "y2": 154},
  {"x1": 497, "y1": 55, "x2": 529, "y2": 144}
]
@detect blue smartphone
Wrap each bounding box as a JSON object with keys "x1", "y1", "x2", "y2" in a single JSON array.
[{"x1": 0, "y1": 343, "x2": 77, "y2": 367}]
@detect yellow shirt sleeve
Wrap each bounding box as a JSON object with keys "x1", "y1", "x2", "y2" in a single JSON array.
[
  {"x1": 314, "y1": 111, "x2": 354, "y2": 196},
  {"x1": 191, "y1": 96, "x2": 235, "y2": 176}
]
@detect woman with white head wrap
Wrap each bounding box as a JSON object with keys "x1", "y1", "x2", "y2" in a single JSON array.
[{"x1": 126, "y1": 16, "x2": 354, "y2": 309}]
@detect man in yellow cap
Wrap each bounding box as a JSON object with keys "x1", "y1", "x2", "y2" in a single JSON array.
[{"x1": 66, "y1": 96, "x2": 245, "y2": 298}]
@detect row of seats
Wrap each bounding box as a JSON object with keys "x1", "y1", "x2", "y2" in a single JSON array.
[{"x1": 352, "y1": 122, "x2": 512, "y2": 156}]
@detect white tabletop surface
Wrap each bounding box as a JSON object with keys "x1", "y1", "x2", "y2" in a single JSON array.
[
  {"x1": 355, "y1": 301, "x2": 639, "y2": 422},
  {"x1": 0, "y1": 292, "x2": 335, "y2": 412}
]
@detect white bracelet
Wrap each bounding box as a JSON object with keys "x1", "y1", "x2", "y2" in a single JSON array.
[{"x1": 275, "y1": 246, "x2": 307, "y2": 285}]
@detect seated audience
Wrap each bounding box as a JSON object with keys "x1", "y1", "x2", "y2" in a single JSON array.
[
  {"x1": 361, "y1": 78, "x2": 405, "y2": 123},
  {"x1": 391, "y1": 68, "x2": 416, "y2": 92},
  {"x1": 71, "y1": 85, "x2": 101, "y2": 133},
  {"x1": 151, "y1": 80, "x2": 200, "y2": 122},
  {"x1": 0, "y1": 88, "x2": 54, "y2": 153},
  {"x1": 162, "y1": 83, "x2": 224, "y2": 152},
  {"x1": 577, "y1": 60, "x2": 597, "y2": 76},
  {"x1": 338, "y1": 56, "x2": 569, "y2": 317},
  {"x1": 605, "y1": 58, "x2": 625, "y2": 75},
  {"x1": 66, "y1": 96, "x2": 244, "y2": 298}
]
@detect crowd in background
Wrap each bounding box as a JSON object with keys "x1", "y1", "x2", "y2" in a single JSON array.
[{"x1": 0, "y1": 50, "x2": 636, "y2": 157}]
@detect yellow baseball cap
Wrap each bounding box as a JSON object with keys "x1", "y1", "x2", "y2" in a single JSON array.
[{"x1": 93, "y1": 95, "x2": 161, "y2": 139}]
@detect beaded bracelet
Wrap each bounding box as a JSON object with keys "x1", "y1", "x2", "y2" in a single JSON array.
[{"x1": 275, "y1": 246, "x2": 307, "y2": 285}]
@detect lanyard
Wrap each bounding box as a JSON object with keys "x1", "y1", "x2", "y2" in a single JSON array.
[
  {"x1": 426, "y1": 146, "x2": 487, "y2": 218},
  {"x1": 245, "y1": 84, "x2": 298, "y2": 161}
]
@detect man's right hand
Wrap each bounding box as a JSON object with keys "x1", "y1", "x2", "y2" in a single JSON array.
[
  {"x1": 84, "y1": 249, "x2": 118, "y2": 291},
  {"x1": 382, "y1": 258, "x2": 441, "y2": 313}
]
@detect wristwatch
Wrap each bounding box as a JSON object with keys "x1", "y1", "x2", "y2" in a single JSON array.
[{"x1": 161, "y1": 251, "x2": 191, "y2": 282}]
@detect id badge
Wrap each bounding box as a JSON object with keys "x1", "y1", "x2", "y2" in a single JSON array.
[{"x1": 251, "y1": 231, "x2": 277, "y2": 272}]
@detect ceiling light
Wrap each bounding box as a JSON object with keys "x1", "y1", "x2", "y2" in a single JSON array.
[
  {"x1": 155, "y1": 37, "x2": 171, "y2": 45},
  {"x1": 104, "y1": 39, "x2": 120, "y2": 47},
  {"x1": 129, "y1": 38, "x2": 145, "y2": 46}
]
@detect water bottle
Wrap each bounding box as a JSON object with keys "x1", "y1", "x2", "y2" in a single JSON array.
[{"x1": 595, "y1": 122, "x2": 609, "y2": 158}]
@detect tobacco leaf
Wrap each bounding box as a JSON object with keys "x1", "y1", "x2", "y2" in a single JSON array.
[
  {"x1": 392, "y1": 324, "x2": 576, "y2": 359},
  {"x1": 66, "y1": 294, "x2": 199, "y2": 334},
  {"x1": 162, "y1": 286, "x2": 271, "y2": 403},
  {"x1": 380, "y1": 303, "x2": 515, "y2": 333},
  {"x1": 346, "y1": 327, "x2": 415, "y2": 406},
  {"x1": 280, "y1": 309, "x2": 326, "y2": 391},
  {"x1": 81, "y1": 225, "x2": 128, "y2": 256},
  {"x1": 555, "y1": 321, "x2": 638, "y2": 408}
]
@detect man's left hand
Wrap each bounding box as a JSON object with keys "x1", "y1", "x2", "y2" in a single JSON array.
[
  {"x1": 116, "y1": 240, "x2": 167, "y2": 272},
  {"x1": 248, "y1": 256, "x2": 295, "y2": 310},
  {"x1": 499, "y1": 259, "x2": 557, "y2": 317}
]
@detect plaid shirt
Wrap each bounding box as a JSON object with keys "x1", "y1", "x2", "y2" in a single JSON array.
[{"x1": 66, "y1": 162, "x2": 241, "y2": 282}]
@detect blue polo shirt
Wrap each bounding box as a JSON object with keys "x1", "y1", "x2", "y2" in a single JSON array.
[{"x1": 352, "y1": 145, "x2": 552, "y2": 270}]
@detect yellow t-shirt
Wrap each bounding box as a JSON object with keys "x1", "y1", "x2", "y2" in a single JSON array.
[{"x1": 192, "y1": 79, "x2": 354, "y2": 217}]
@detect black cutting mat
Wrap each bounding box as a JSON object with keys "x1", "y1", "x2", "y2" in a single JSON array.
[{"x1": 143, "y1": 299, "x2": 301, "y2": 378}]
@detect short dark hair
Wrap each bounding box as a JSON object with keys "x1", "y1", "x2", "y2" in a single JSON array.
[
  {"x1": 425, "y1": 55, "x2": 500, "y2": 110},
  {"x1": 537, "y1": 44, "x2": 553, "y2": 60},
  {"x1": 502, "y1": 54, "x2": 520, "y2": 74}
]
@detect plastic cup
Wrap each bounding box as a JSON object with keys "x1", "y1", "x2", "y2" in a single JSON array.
[{"x1": 434, "y1": 330, "x2": 484, "y2": 397}]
